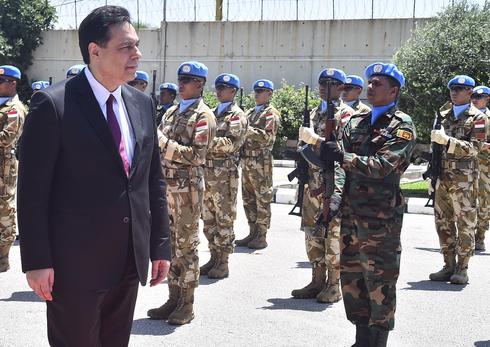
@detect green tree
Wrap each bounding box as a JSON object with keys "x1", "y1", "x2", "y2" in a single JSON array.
[
  {"x1": 0, "y1": 0, "x2": 57, "y2": 101},
  {"x1": 394, "y1": 0, "x2": 490, "y2": 142}
]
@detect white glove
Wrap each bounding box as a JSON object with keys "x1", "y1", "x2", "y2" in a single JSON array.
[
  {"x1": 299, "y1": 126, "x2": 320, "y2": 145},
  {"x1": 158, "y1": 129, "x2": 169, "y2": 150},
  {"x1": 428, "y1": 178, "x2": 440, "y2": 195},
  {"x1": 431, "y1": 128, "x2": 450, "y2": 145}
]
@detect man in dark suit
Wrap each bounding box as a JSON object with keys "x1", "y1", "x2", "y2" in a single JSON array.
[{"x1": 17, "y1": 6, "x2": 171, "y2": 347}]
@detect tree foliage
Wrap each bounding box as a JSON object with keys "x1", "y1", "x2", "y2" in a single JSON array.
[{"x1": 394, "y1": 0, "x2": 490, "y2": 142}]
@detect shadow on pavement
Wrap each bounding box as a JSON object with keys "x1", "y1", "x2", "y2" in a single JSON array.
[
  {"x1": 131, "y1": 318, "x2": 178, "y2": 336},
  {"x1": 0, "y1": 291, "x2": 43, "y2": 302},
  {"x1": 402, "y1": 280, "x2": 467, "y2": 291},
  {"x1": 474, "y1": 341, "x2": 490, "y2": 347},
  {"x1": 414, "y1": 247, "x2": 440, "y2": 253},
  {"x1": 199, "y1": 276, "x2": 221, "y2": 285},
  {"x1": 260, "y1": 297, "x2": 330, "y2": 312},
  {"x1": 293, "y1": 261, "x2": 310, "y2": 269},
  {"x1": 233, "y1": 247, "x2": 259, "y2": 254},
  {"x1": 475, "y1": 251, "x2": 490, "y2": 256}
]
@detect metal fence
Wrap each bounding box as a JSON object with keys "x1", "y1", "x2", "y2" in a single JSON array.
[{"x1": 50, "y1": 0, "x2": 486, "y2": 29}]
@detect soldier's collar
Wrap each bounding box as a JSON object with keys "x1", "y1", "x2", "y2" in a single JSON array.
[
  {"x1": 179, "y1": 97, "x2": 200, "y2": 114},
  {"x1": 0, "y1": 96, "x2": 11, "y2": 106},
  {"x1": 371, "y1": 102, "x2": 396, "y2": 125}
]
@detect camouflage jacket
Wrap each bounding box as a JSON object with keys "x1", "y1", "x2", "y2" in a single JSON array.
[
  {"x1": 350, "y1": 99, "x2": 371, "y2": 114},
  {"x1": 475, "y1": 107, "x2": 490, "y2": 161},
  {"x1": 242, "y1": 103, "x2": 280, "y2": 156},
  {"x1": 158, "y1": 98, "x2": 216, "y2": 174},
  {"x1": 206, "y1": 102, "x2": 247, "y2": 166},
  {"x1": 340, "y1": 106, "x2": 416, "y2": 219}
]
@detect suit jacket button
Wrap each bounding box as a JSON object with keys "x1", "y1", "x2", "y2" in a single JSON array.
[
  {"x1": 128, "y1": 184, "x2": 132, "y2": 192},
  {"x1": 123, "y1": 217, "x2": 130, "y2": 224}
]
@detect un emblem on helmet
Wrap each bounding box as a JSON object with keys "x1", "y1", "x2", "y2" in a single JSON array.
[
  {"x1": 478, "y1": 89, "x2": 484, "y2": 94},
  {"x1": 346, "y1": 78, "x2": 352, "y2": 84},
  {"x1": 457, "y1": 77, "x2": 465, "y2": 84},
  {"x1": 258, "y1": 81, "x2": 264, "y2": 87},
  {"x1": 327, "y1": 69, "x2": 335, "y2": 76},
  {"x1": 182, "y1": 65, "x2": 191, "y2": 73},
  {"x1": 0, "y1": 68, "x2": 4, "y2": 75},
  {"x1": 223, "y1": 75, "x2": 230, "y2": 82},
  {"x1": 374, "y1": 65, "x2": 383, "y2": 73}
]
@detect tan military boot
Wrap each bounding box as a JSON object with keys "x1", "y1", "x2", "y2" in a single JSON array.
[
  {"x1": 0, "y1": 246, "x2": 10, "y2": 273},
  {"x1": 429, "y1": 252, "x2": 455, "y2": 281},
  {"x1": 147, "y1": 284, "x2": 180, "y2": 320},
  {"x1": 291, "y1": 264, "x2": 327, "y2": 299},
  {"x1": 199, "y1": 249, "x2": 218, "y2": 276},
  {"x1": 235, "y1": 224, "x2": 257, "y2": 247},
  {"x1": 247, "y1": 225, "x2": 268, "y2": 249},
  {"x1": 168, "y1": 287, "x2": 195, "y2": 325},
  {"x1": 208, "y1": 252, "x2": 229, "y2": 279},
  {"x1": 450, "y1": 256, "x2": 470, "y2": 284},
  {"x1": 317, "y1": 268, "x2": 342, "y2": 303}
]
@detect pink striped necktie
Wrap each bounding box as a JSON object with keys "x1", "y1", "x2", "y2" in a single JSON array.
[{"x1": 106, "y1": 94, "x2": 130, "y2": 176}]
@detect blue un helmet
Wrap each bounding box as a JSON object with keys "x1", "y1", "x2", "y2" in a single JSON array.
[
  {"x1": 215, "y1": 73, "x2": 240, "y2": 89},
  {"x1": 253, "y1": 79, "x2": 274, "y2": 91},
  {"x1": 66, "y1": 64, "x2": 85, "y2": 78},
  {"x1": 0, "y1": 65, "x2": 21, "y2": 80},
  {"x1": 31, "y1": 81, "x2": 50, "y2": 91},
  {"x1": 159, "y1": 82, "x2": 178, "y2": 94},
  {"x1": 134, "y1": 70, "x2": 149, "y2": 83},
  {"x1": 318, "y1": 68, "x2": 346, "y2": 84},
  {"x1": 345, "y1": 75, "x2": 365, "y2": 88},
  {"x1": 177, "y1": 61, "x2": 208, "y2": 79},
  {"x1": 365, "y1": 62, "x2": 405, "y2": 88},
  {"x1": 447, "y1": 75, "x2": 475, "y2": 89}
]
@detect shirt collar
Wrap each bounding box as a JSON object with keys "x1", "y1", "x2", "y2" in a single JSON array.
[
  {"x1": 179, "y1": 98, "x2": 199, "y2": 113},
  {"x1": 345, "y1": 100, "x2": 357, "y2": 108},
  {"x1": 452, "y1": 103, "x2": 470, "y2": 119},
  {"x1": 255, "y1": 104, "x2": 265, "y2": 113},
  {"x1": 84, "y1": 67, "x2": 123, "y2": 108},
  {"x1": 371, "y1": 101, "x2": 396, "y2": 125},
  {"x1": 320, "y1": 99, "x2": 339, "y2": 113},
  {"x1": 0, "y1": 96, "x2": 11, "y2": 106},
  {"x1": 218, "y1": 101, "x2": 232, "y2": 115}
]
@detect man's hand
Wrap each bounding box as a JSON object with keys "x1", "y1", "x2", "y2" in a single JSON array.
[
  {"x1": 431, "y1": 128, "x2": 450, "y2": 145},
  {"x1": 320, "y1": 141, "x2": 344, "y2": 163},
  {"x1": 26, "y1": 268, "x2": 55, "y2": 301},
  {"x1": 158, "y1": 129, "x2": 169, "y2": 150},
  {"x1": 298, "y1": 126, "x2": 320, "y2": 145},
  {"x1": 150, "y1": 260, "x2": 170, "y2": 287}
]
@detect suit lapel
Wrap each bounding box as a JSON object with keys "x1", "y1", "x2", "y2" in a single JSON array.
[{"x1": 121, "y1": 85, "x2": 144, "y2": 178}]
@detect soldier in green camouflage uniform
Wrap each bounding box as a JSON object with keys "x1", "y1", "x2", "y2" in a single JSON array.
[
  {"x1": 470, "y1": 86, "x2": 490, "y2": 251},
  {"x1": 147, "y1": 61, "x2": 216, "y2": 325},
  {"x1": 200, "y1": 73, "x2": 247, "y2": 279},
  {"x1": 292, "y1": 68, "x2": 354, "y2": 304},
  {"x1": 235, "y1": 79, "x2": 280, "y2": 249},
  {"x1": 429, "y1": 76, "x2": 489, "y2": 285},
  {"x1": 0, "y1": 65, "x2": 26, "y2": 273},
  {"x1": 342, "y1": 74, "x2": 372, "y2": 114},
  {"x1": 319, "y1": 63, "x2": 415, "y2": 346}
]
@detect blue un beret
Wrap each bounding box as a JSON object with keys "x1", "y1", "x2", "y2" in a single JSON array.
[
  {"x1": 365, "y1": 62, "x2": 405, "y2": 88},
  {"x1": 472, "y1": 85, "x2": 490, "y2": 96},
  {"x1": 318, "y1": 68, "x2": 346, "y2": 84},
  {"x1": 345, "y1": 75, "x2": 365, "y2": 88},
  {"x1": 160, "y1": 82, "x2": 178, "y2": 93},
  {"x1": 447, "y1": 75, "x2": 475, "y2": 89},
  {"x1": 31, "y1": 81, "x2": 50, "y2": 91},
  {"x1": 253, "y1": 79, "x2": 274, "y2": 91},
  {"x1": 178, "y1": 61, "x2": 208, "y2": 79},
  {"x1": 215, "y1": 73, "x2": 240, "y2": 89},
  {"x1": 0, "y1": 65, "x2": 21, "y2": 80},
  {"x1": 134, "y1": 70, "x2": 149, "y2": 83},
  {"x1": 66, "y1": 64, "x2": 85, "y2": 78}
]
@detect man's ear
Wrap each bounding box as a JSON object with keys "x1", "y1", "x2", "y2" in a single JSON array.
[{"x1": 88, "y1": 42, "x2": 100, "y2": 63}]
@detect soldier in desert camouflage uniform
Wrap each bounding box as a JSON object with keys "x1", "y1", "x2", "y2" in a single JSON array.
[
  {"x1": 319, "y1": 63, "x2": 415, "y2": 346},
  {"x1": 147, "y1": 61, "x2": 216, "y2": 325},
  {"x1": 200, "y1": 73, "x2": 247, "y2": 279},
  {"x1": 235, "y1": 79, "x2": 280, "y2": 250},
  {"x1": 292, "y1": 68, "x2": 354, "y2": 304},
  {"x1": 341, "y1": 75, "x2": 371, "y2": 114},
  {"x1": 470, "y1": 85, "x2": 490, "y2": 251},
  {"x1": 0, "y1": 65, "x2": 26, "y2": 273},
  {"x1": 429, "y1": 76, "x2": 489, "y2": 286}
]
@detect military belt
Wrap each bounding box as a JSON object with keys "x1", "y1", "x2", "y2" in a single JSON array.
[
  {"x1": 205, "y1": 158, "x2": 236, "y2": 168},
  {"x1": 163, "y1": 167, "x2": 202, "y2": 179},
  {"x1": 442, "y1": 160, "x2": 475, "y2": 170},
  {"x1": 242, "y1": 149, "x2": 270, "y2": 157}
]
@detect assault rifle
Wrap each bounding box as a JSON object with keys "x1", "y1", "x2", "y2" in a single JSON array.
[{"x1": 423, "y1": 110, "x2": 443, "y2": 207}]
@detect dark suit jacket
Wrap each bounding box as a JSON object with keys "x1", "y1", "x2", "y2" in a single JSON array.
[{"x1": 17, "y1": 72, "x2": 171, "y2": 290}]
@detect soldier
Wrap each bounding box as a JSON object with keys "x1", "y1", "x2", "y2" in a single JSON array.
[
  {"x1": 342, "y1": 75, "x2": 371, "y2": 114},
  {"x1": 235, "y1": 79, "x2": 280, "y2": 249},
  {"x1": 470, "y1": 86, "x2": 490, "y2": 251},
  {"x1": 429, "y1": 75, "x2": 488, "y2": 285},
  {"x1": 0, "y1": 65, "x2": 27, "y2": 273},
  {"x1": 156, "y1": 82, "x2": 178, "y2": 126},
  {"x1": 128, "y1": 70, "x2": 149, "y2": 92},
  {"x1": 147, "y1": 61, "x2": 216, "y2": 325},
  {"x1": 293, "y1": 68, "x2": 354, "y2": 303},
  {"x1": 31, "y1": 81, "x2": 50, "y2": 94},
  {"x1": 66, "y1": 64, "x2": 85, "y2": 79},
  {"x1": 200, "y1": 73, "x2": 247, "y2": 279},
  {"x1": 317, "y1": 63, "x2": 415, "y2": 346}
]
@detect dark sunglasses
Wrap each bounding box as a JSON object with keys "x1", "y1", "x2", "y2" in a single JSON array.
[
  {"x1": 178, "y1": 76, "x2": 201, "y2": 84},
  {"x1": 215, "y1": 84, "x2": 234, "y2": 91},
  {"x1": 0, "y1": 77, "x2": 15, "y2": 84},
  {"x1": 471, "y1": 93, "x2": 488, "y2": 99},
  {"x1": 254, "y1": 88, "x2": 269, "y2": 94},
  {"x1": 450, "y1": 85, "x2": 471, "y2": 92},
  {"x1": 319, "y1": 79, "x2": 341, "y2": 87}
]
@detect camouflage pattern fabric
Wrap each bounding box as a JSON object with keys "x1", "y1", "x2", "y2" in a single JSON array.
[
  {"x1": 434, "y1": 103, "x2": 488, "y2": 258},
  {"x1": 0, "y1": 95, "x2": 26, "y2": 271},
  {"x1": 241, "y1": 103, "x2": 280, "y2": 236},
  {"x1": 158, "y1": 98, "x2": 216, "y2": 288},
  {"x1": 476, "y1": 108, "x2": 490, "y2": 244},
  {"x1": 339, "y1": 106, "x2": 416, "y2": 331},
  {"x1": 202, "y1": 103, "x2": 247, "y2": 253},
  {"x1": 350, "y1": 99, "x2": 372, "y2": 114}
]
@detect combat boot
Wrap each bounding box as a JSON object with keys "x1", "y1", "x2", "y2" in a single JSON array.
[
  {"x1": 199, "y1": 249, "x2": 218, "y2": 276},
  {"x1": 208, "y1": 252, "x2": 229, "y2": 279},
  {"x1": 168, "y1": 287, "x2": 195, "y2": 325},
  {"x1": 235, "y1": 224, "x2": 257, "y2": 247},
  {"x1": 147, "y1": 284, "x2": 180, "y2": 320},
  {"x1": 475, "y1": 240, "x2": 486, "y2": 251},
  {"x1": 429, "y1": 252, "x2": 455, "y2": 281},
  {"x1": 317, "y1": 268, "x2": 342, "y2": 303},
  {"x1": 291, "y1": 264, "x2": 326, "y2": 299},
  {"x1": 247, "y1": 225, "x2": 268, "y2": 249},
  {"x1": 351, "y1": 324, "x2": 370, "y2": 347},
  {"x1": 368, "y1": 325, "x2": 389, "y2": 347},
  {"x1": 0, "y1": 246, "x2": 10, "y2": 273},
  {"x1": 450, "y1": 256, "x2": 470, "y2": 284}
]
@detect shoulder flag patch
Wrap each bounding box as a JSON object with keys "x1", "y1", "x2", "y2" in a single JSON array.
[{"x1": 396, "y1": 129, "x2": 413, "y2": 141}]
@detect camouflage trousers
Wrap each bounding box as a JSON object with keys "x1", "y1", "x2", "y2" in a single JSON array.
[
  {"x1": 166, "y1": 175, "x2": 203, "y2": 289},
  {"x1": 202, "y1": 166, "x2": 239, "y2": 254},
  {"x1": 476, "y1": 158, "x2": 489, "y2": 243},
  {"x1": 435, "y1": 176, "x2": 477, "y2": 257},
  {"x1": 241, "y1": 155, "x2": 273, "y2": 235},
  {"x1": 301, "y1": 185, "x2": 340, "y2": 271},
  {"x1": 0, "y1": 192, "x2": 16, "y2": 271},
  {"x1": 340, "y1": 211, "x2": 403, "y2": 331}
]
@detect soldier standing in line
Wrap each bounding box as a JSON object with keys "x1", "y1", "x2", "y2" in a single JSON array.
[
  {"x1": 200, "y1": 73, "x2": 247, "y2": 279},
  {"x1": 156, "y1": 82, "x2": 178, "y2": 127},
  {"x1": 147, "y1": 61, "x2": 216, "y2": 325},
  {"x1": 128, "y1": 70, "x2": 149, "y2": 92},
  {"x1": 470, "y1": 85, "x2": 490, "y2": 252},
  {"x1": 293, "y1": 68, "x2": 354, "y2": 303},
  {"x1": 0, "y1": 65, "x2": 27, "y2": 273},
  {"x1": 235, "y1": 79, "x2": 280, "y2": 250},
  {"x1": 429, "y1": 75, "x2": 488, "y2": 284},
  {"x1": 341, "y1": 74, "x2": 371, "y2": 114}
]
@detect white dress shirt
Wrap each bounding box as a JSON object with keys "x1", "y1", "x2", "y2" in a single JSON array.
[{"x1": 84, "y1": 67, "x2": 135, "y2": 165}]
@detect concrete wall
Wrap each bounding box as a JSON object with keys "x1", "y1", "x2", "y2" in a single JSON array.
[{"x1": 28, "y1": 18, "x2": 428, "y2": 92}]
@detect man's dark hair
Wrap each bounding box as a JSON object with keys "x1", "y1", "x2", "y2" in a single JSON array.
[{"x1": 78, "y1": 6, "x2": 131, "y2": 64}]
